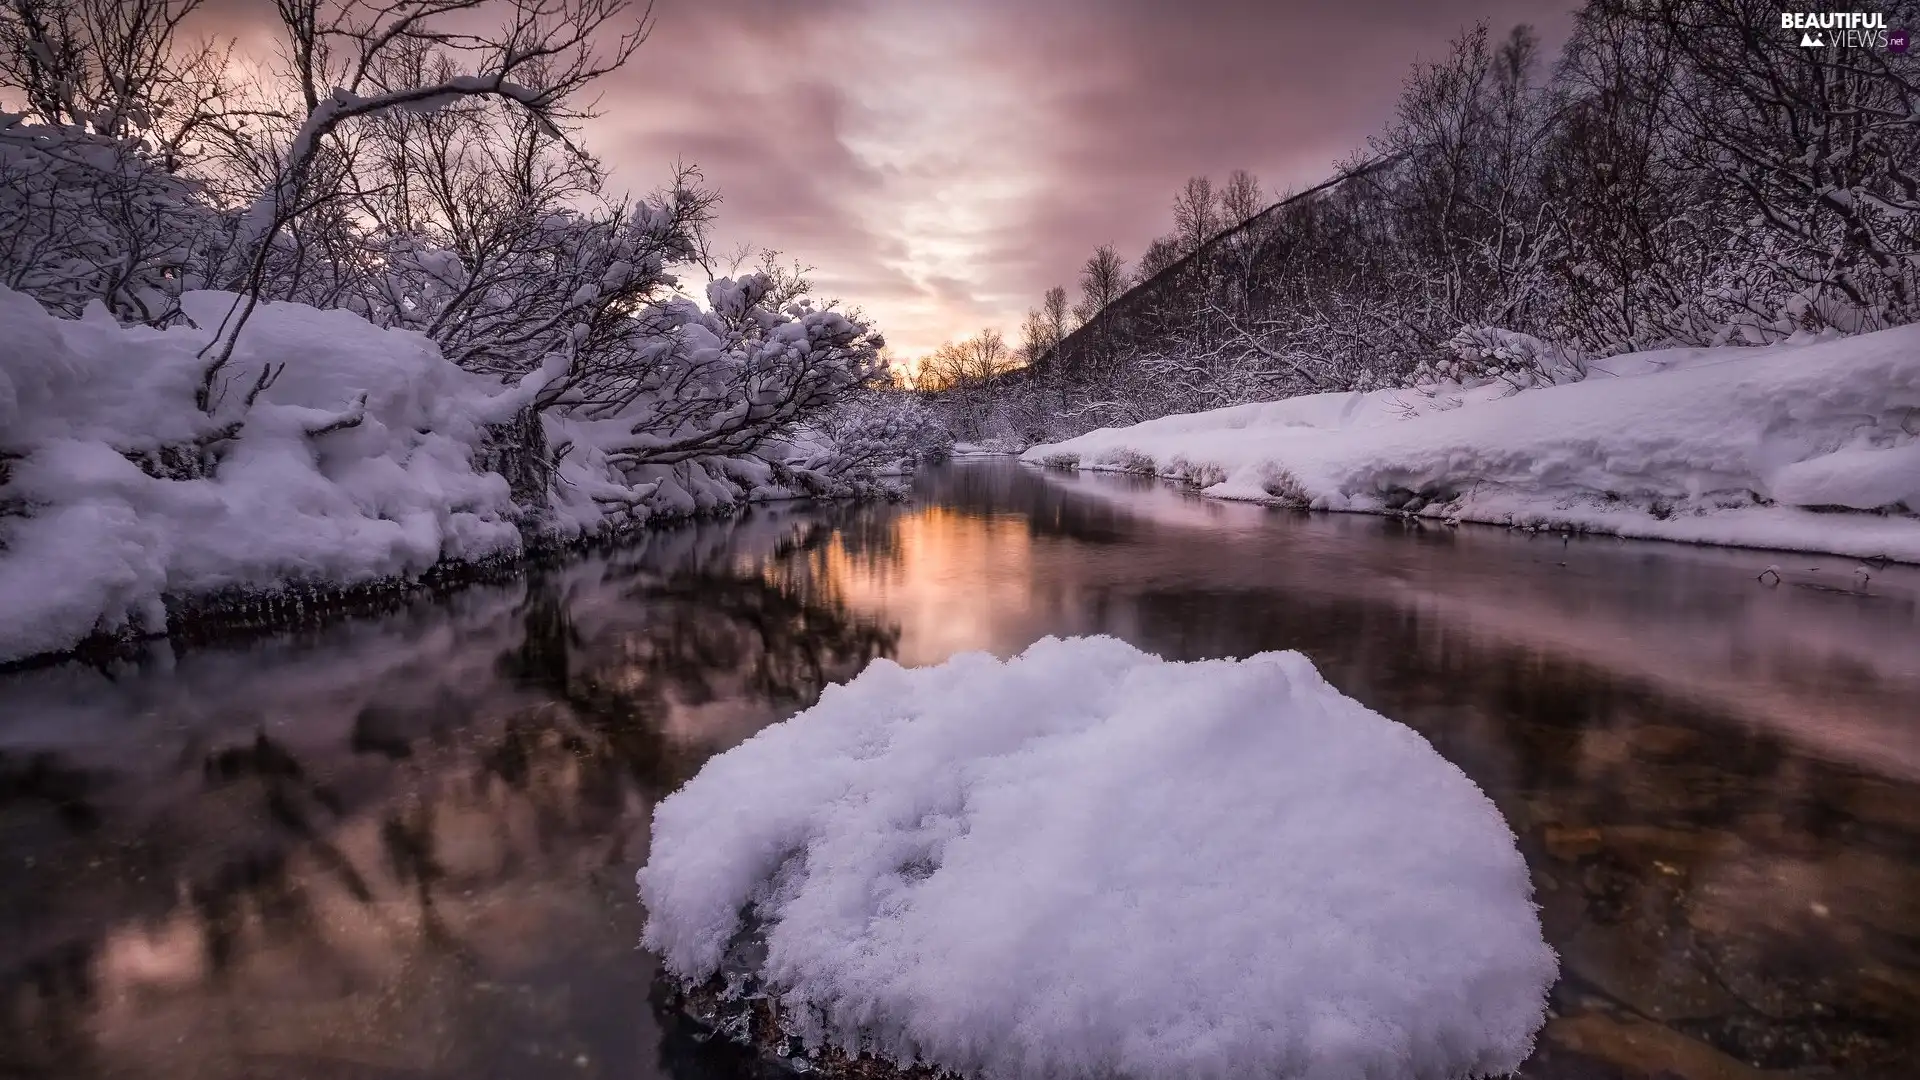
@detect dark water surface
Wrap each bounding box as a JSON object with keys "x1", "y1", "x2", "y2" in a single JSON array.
[{"x1": 2, "y1": 460, "x2": 1916, "y2": 1079}]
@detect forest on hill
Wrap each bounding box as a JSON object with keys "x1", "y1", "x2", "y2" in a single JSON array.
[{"x1": 921, "y1": 0, "x2": 1920, "y2": 445}]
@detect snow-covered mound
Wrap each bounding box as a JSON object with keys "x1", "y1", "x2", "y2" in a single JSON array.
[
  {"x1": 0, "y1": 290, "x2": 523, "y2": 662},
  {"x1": 1023, "y1": 326, "x2": 1920, "y2": 561},
  {"x1": 639, "y1": 636, "x2": 1557, "y2": 1080}
]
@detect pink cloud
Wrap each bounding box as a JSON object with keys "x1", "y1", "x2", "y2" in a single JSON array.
[{"x1": 193, "y1": 0, "x2": 1574, "y2": 358}]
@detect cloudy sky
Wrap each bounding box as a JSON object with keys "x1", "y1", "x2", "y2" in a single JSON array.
[{"x1": 211, "y1": 0, "x2": 1575, "y2": 360}]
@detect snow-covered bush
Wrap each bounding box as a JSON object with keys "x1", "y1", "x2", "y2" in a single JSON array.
[
  {"x1": 0, "y1": 115, "x2": 211, "y2": 325},
  {"x1": 640, "y1": 636, "x2": 1557, "y2": 1079},
  {"x1": 360, "y1": 196, "x2": 702, "y2": 379},
  {"x1": 1092, "y1": 446, "x2": 1158, "y2": 474},
  {"x1": 805, "y1": 389, "x2": 954, "y2": 474},
  {"x1": 1421, "y1": 326, "x2": 1588, "y2": 392},
  {"x1": 1256, "y1": 462, "x2": 1309, "y2": 504},
  {"x1": 540, "y1": 275, "x2": 883, "y2": 462},
  {"x1": 1166, "y1": 454, "x2": 1227, "y2": 488}
]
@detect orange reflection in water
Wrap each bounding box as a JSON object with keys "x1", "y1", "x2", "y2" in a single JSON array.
[{"x1": 820, "y1": 507, "x2": 1044, "y2": 667}]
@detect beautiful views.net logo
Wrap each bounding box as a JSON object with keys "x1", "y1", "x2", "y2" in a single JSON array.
[{"x1": 1781, "y1": 11, "x2": 1908, "y2": 51}]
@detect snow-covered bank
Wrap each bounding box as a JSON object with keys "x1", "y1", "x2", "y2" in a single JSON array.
[
  {"x1": 640, "y1": 636, "x2": 1557, "y2": 1080},
  {"x1": 1022, "y1": 327, "x2": 1920, "y2": 562},
  {"x1": 0, "y1": 288, "x2": 907, "y2": 665}
]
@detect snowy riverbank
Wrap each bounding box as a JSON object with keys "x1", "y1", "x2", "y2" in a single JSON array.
[
  {"x1": 1022, "y1": 326, "x2": 1920, "y2": 563},
  {"x1": 0, "y1": 288, "x2": 903, "y2": 665}
]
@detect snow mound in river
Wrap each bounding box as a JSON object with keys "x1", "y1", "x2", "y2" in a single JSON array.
[{"x1": 638, "y1": 636, "x2": 1557, "y2": 1079}]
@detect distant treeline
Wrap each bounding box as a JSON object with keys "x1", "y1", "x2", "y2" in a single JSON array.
[{"x1": 924, "y1": 0, "x2": 1920, "y2": 443}]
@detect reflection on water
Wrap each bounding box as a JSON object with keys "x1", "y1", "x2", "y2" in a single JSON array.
[{"x1": 1, "y1": 461, "x2": 1916, "y2": 1079}]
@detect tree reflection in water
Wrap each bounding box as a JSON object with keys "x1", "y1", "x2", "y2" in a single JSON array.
[{"x1": 0, "y1": 509, "x2": 895, "y2": 1080}]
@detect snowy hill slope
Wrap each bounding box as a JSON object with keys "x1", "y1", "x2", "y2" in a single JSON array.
[{"x1": 1023, "y1": 326, "x2": 1920, "y2": 561}]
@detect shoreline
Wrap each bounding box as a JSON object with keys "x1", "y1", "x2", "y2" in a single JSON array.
[
  {"x1": 1023, "y1": 459, "x2": 1919, "y2": 567},
  {"x1": 0, "y1": 490, "x2": 906, "y2": 674}
]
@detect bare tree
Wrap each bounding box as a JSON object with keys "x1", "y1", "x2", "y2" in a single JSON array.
[
  {"x1": 1042, "y1": 284, "x2": 1072, "y2": 340},
  {"x1": 1019, "y1": 307, "x2": 1052, "y2": 368},
  {"x1": 916, "y1": 327, "x2": 1015, "y2": 436},
  {"x1": 1074, "y1": 243, "x2": 1127, "y2": 322},
  {"x1": 1219, "y1": 168, "x2": 1264, "y2": 227},
  {"x1": 1013, "y1": 284, "x2": 1075, "y2": 416},
  {"x1": 196, "y1": 0, "x2": 656, "y2": 413},
  {"x1": 1018, "y1": 284, "x2": 1073, "y2": 370},
  {"x1": 1171, "y1": 175, "x2": 1220, "y2": 253},
  {"x1": 0, "y1": 0, "x2": 234, "y2": 167},
  {"x1": 921, "y1": 328, "x2": 1010, "y2": 389},
  {"x1": 1135, "y1": 235, "x2": 1182, "y2": 283}
]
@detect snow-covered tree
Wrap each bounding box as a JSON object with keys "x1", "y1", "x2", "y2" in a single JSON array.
[
  {"x1": 0, "y1": 0, "x2": 232, "y2": 166},
  {"x1": 191, "y1": 0, "x2": 656, "y2": 409},
  {"x1": 1, "y1": 0, "x2": 902, "y2": 544},
  {"x1": 538, "y1": 273, "x2": 885, "y2": 464},
  {"x1": 0, "y1": 0, "x2": 229, "y2": 324},
  {"x1": 1607, "y1": 0, "x2": 1920, "y2": 335}
]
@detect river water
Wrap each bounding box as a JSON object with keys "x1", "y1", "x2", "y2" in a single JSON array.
[{"x1": 1, "y1": 460, "x2": 1915, "y2": 1079}]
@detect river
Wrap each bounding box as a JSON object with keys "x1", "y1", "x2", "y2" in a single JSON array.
[{"x1": 1, "y1": 459, "x2": 1915, "y2": 1079}]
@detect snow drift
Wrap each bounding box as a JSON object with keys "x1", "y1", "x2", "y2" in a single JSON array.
[
  {"x1": 1022, "y1": 326, "x2": 1920, "y2": 562},
  {"x1": 638, "y1": 636, "x2": 1557, "y2": 1080}
]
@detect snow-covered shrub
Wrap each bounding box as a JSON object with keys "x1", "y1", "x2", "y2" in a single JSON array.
[
  {"x1": 360, "y1": 192, "x2": 706, "y2": 382},
  {"x1": 1092, "y1": 446, "x2": 1157, "y2": 474},
  {"x1": 1257, "y1": 462, "x2": 1309, "y2": 504},
  {"x1": 1035, "y1": 450, "x2": 1080, "y2": 470},
  {"x1": 0, "y1": 115, "x2": 211, "y2": 325},
  {"x1": 805, "y1": 389, "x2": 953, "y2": 474},
  {"x1": 479, "y1": 274, "x2": 886, "y2": 534},
  {"x1": 640, "y1": 636, "x2": 1557, "y2": 1080},
  {"x1": 1167, "y1": 454, "x2": 1227, "y2": 488},
  {"x1": 532, "y1": 274, "x2": 882, "y2": 462},
  {"x1": 1420, "y1": 327, "x2": 1588, "y2": 393}
]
